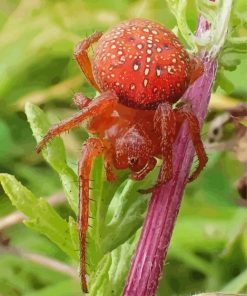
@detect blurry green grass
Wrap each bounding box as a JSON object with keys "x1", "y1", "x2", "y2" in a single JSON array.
[{"x1": 0, "y1": 0, "x2": 246, "y2": 295}]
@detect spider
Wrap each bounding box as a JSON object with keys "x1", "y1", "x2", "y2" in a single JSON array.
[{"x1": 36, "y1": 18, "x2": 207, "y2": 293}]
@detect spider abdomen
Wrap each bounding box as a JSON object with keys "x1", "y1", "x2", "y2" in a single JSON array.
[{"x1": 93, "y1": 18, "x2": 191, "y2": 110}]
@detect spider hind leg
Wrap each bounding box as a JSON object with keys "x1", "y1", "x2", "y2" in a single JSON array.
[
  {"x1": 175, "y1": 103, "x2": 207, "y2": 182},
  {"x1": 74, "y1": 32, "x2": 103, "y2": 91},
  {"x1": 78, "y1": 138, "x2": 104, "y2": 293}
]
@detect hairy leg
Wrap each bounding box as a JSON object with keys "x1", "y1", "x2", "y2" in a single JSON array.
[
  {"x1": 104, "y1": 152, "x2": 117, "y2": 182},
  {"x1": 155, "y1": 102, "x2": 176, "y2": 186},
  {"x1": 78, "y1": 138, "x2": 104, "y2": 293},
  {"x1": 73, "y1": 93, "x2": 91, "y2": 109},
  {"x1": 36, "y1": 91, "x2": 118, "y2": 153},
  {"x1": 175, "y1": 104, "x2": 207, "y2": 182},
  {"x1": 141, "y1": 103, "x2": 176, "y2": 193},
  {"x1": 74, "y1": 32, "x2": 103, "y2": 92}
]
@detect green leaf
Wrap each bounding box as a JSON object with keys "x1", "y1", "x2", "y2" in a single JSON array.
[
  {"x1": 220, "y1": 52, "x2": 241, "y2": 71},
  {"x1": 25, "y1": 102, "x2": 78, "y2": 212},
  {"x1": 0, "y1": 174, "x2": 78, "y2": 260},
  {"x1": 101, "y1": 166, "x2": 158, "y2": 253},
  {"x1": 166, "y1": 0, "x2": 196, "y2": 50},
  {"x1": 90, "y1": 232, "x2": 140, "y2": 296},
  {"x1": 86, "y1": 156, "x2": 158, "y2": 272},
  {"x1": 24, "y1": 103, "x2": 156, "y2": 288},
  {"x1": 68, "y1": 216, "x2": 80, "y2": 255},
  {"x1": 216, "y1": 70, "x2": 235, "y2": 93},
  {"x1": 0, "y1": 119, "x2": 13, "y2": 163},
  {"x1": 24, "y1": 280, "x2": 81, "y2": 296}
]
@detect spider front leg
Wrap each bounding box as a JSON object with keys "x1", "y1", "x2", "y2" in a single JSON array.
[
  {"x1": 131, "y1": 157, "x2": 157, "y2": 181},
  {"x1": 175, "y1": 103, "x2": 207, "y2": 182},
  {"x1": 36, "y1": 91, "x2": 118, "y2": 153},
  {"x1": 104, "y1": 152, "x2": 117, "y2": 182},
  {"x1": 78, "y1": 138, "x2": 104, "y2": 293},
  {"x1": 74, "y1": 32, "x2": 103, "y2": 92}
]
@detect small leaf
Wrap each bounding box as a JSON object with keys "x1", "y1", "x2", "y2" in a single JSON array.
[
  {"x1": 220, "y1": 52, "x2": 241, "y2": 71},
  {"x1": 216, "y1": 70, "x2": 235, "y2": 93},
  {"x1": 25, "y1": 102, "x2": 78, "y2": 212},
  {"x1": 90, "y1": 233, "x2": 139, "y2": 296},
  {"x1": 0, "y1": 174, "x2": 78, "y2": 260}
]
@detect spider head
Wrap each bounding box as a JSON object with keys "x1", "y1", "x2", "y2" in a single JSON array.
[{"x1": 113, "y1": 125, "x2": 153, "y2": 172}]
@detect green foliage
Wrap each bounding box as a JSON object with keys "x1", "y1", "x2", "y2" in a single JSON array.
[
  {"x1": 0, "y1": 0, "x2": 246, "y2": 295},
  {"x1": 167, "y1": 0, "x2": 247, "y2": 95},
  {"x1": 25, "y1": 102, "x2": 78, "y2": 213},
  {"x1": 0, "y1": 174, "x2": 78, "y2": 261},
  {"x1": 1, "y1": 103, "x2": 158, "y2": 294},
  {"x1": 215, "y1": 2, "x2": 247, "y2": 93}
]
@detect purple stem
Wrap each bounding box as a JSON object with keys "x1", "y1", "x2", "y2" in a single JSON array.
[{"x1": 123, "y1": 17, "x2": 218, "y2": 296}]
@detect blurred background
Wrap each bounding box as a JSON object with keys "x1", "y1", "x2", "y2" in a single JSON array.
[{"x1": 0, "y1": 0, "x2": 246, "y2": 295}]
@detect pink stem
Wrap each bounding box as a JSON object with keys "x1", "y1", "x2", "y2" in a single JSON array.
[{"x1": 123, "y1": 17, "x2": 218, "y2": 296}]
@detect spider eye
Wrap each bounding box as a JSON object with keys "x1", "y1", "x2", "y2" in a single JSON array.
[{"x1": 129, "y1": 157, "x2": 138, "y2": 166}]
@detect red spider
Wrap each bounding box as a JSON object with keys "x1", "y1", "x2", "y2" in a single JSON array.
[{"x1": 36, "y1": 18, "x2": 207, "y2": 292}]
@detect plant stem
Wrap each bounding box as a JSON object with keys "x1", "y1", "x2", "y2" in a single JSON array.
[{"x1": 123, "y1": 17, "x2": 218, "y2": 296}]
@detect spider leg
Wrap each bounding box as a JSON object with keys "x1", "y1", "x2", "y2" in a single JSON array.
[
  {"x1": 74, "y1": 32, "x2": 103, "y2": 92},
  {"x1": 104, "y1": 152, "x2": 117, "y2": 182},
  {"x1": 175, "y1": 104, "x2": 207, "y2": 182},
  {"x1": 140, "y1": 103, "x2": 176, "y2": 193},
  {"x1": 131, "y1": 157, "x2": 157, "y2": 181},
  {"x1": 78, "y1": 138, "x2": 104, "y2": 293},
  {"x1": 155, "y1": 103, "x2": 176, "y2": 185},
  {"x1": 189, "y1": 56, "x2": 204, "y2": 85},
  {"x1": 73, "y1": 93, "x2": 91, "y2": 109},
  {"x1": 36, "y1": 91, "x2": 118, "y2": 153}
]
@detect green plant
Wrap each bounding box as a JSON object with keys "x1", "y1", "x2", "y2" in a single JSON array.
[{"x1": 0, "y1": 0, "x2": 246, "y2": 295}]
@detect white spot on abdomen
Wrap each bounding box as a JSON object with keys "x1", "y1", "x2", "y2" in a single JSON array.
[
  {"x1": 144, "y1": 68, "x2": 149, "y2": 76},
  {"x1": 156, "y1": 67, "x2": 161, "y2": 77},
  {"x1": 133, "y1": 62, "x2": 139, "y2": 71}
]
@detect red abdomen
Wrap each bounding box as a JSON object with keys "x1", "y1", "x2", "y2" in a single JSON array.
[{"x1": 93, "y1": 18, "x2": 191, "y2": 110}]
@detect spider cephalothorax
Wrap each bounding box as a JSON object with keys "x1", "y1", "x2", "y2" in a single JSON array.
[{"x1": 36, "y1": 18, "x2": 207, "y2": 293}]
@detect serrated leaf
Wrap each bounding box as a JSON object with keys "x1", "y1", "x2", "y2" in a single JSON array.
[
  {"x1": 25, "y1": 102, "x2": 78, "y2": 213},
  {"x1": 0, "y1": 174, "x2": 78, "y2": 260}
]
